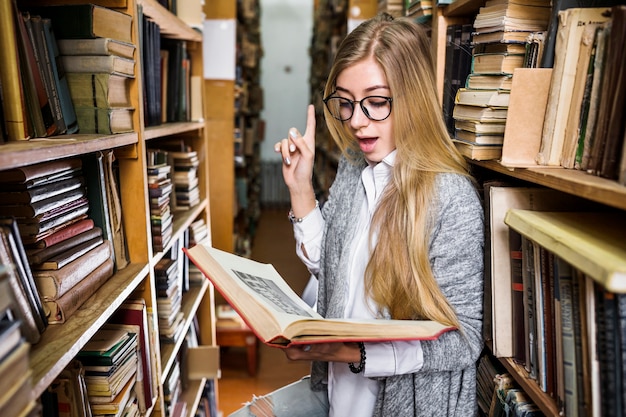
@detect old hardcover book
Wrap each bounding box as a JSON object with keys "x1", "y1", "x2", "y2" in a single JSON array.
[
  {"x1": 61, "y1": 55, "x2": 135, "y2": 77},
  {"x1": 66, "y1": 73, "x2": 132, "y2": 108},
  {"x1": 33, "y1": 235, "x2": 103, "y2": 271},
  {"x1": 455, "y1": 88, "x2": 510, "y2": 107},
  {"x1": 0, "y1": 176, "x2": 83, "y2": 204},
  {"x1": 472, "y1": 52, "x2": 525, "y2": 75},
  {"x1": 472, "y1": 30, "x2": 533, "y2": 44},
  {"x1": 454, "y1": 129, "x2": 504, "y2": 145},
  {"x1": 0, "y1": 158, "x2": 82, "y2": 185},
  {"x1": 185, "y1": 245, "x2": 454, "y2": 347},
  {"x1": 73, "y1": 107, "x2": 134, "y2": 134},
  {"x1": 45, "y1": 257, "x2": 114, "y2": 324},
  {"x1": 0, "y1": 0, "x2": 29, "y2": 140},
  {"x1": 29, "y1": 4, "x2": 132, "y2": 43},
  {"x1": 455, "y1": 119, "x2": 506, "y2": 135},
  {"x1": 501, "y1": 68, "x2": 553, "y2": 168},
  {"x1": 102, "y1": 150, "x2": 130, "y2": 270},
  {"x1": 58, "y1": 38, "x2": 135, "y2": 59},
  {"x1": 41, "y1": 18, "x2": 79, "y2": 135},
  {"x1": 27, "y1": 226, "x2": 102, "y2": 265},
  {"x1": 466, "y1": 73, "x2": 513, "y2": 90},
  {"x1": 16, "y1": 10, "x2": 56, "y2": 138},
  {"x1": 452, "y1": 139, "x2": 502, "y2": 160},
  {"x1": 17, "y1": 197, "x2": 89, "y2": 237},
  {"x1": 453, "y1": 104, "x2": 508, "y2": 122},
  {"x1": 26, "y1": 218, "x2": 94, "y2": 249},
  {"x1": 0, "y1": 187, "x2": 86, "y2": 218},
  {"x1": 0, "y1": 219, "x2": 47, "y2": 342},
  {"x1": 25, "y1": 14, "x2": 64, "y2": 136}
]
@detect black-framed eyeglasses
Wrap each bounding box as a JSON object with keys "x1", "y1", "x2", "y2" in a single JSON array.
[{"x1": 323, "y1": 94, "x2": 393, "y2": 121}]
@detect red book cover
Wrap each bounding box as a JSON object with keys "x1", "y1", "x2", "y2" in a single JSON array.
[{"x1": 27, "y1": 218, "x2": 94, "y2": 249}]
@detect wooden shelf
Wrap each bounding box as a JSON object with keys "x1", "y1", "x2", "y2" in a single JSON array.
[
  {"x1": 500, "y1": 358, "x2": 560, "y2": 417},
  {"x1": 443, "y1": 0, "x2": 484, "y2": 17},
  {"x1": 505, "y1": 210, "x2": 626, "y2": 293},
  {"x1": 29, "y1": 263, "x2": 149, "y2": 397},
  {"x1": 144, "y1": 121, "x2": 206, "y2": 141},
  {"x1": 0, "y1": 132, "x2": 138, "y2": 170},
  {"x1": 472, "y1": 160, "x2": 626, "y2": 211},
  {"x1": 138, "y1": 0, "x2": 202, "y2": 41}
]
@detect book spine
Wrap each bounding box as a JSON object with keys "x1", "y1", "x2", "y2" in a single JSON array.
[
  {"x1": 34, "y1": 240, "x2": 111, "y2": 300},
  {"x1": 509, "y1": 228, "x2": 526, "y2": 365},
  {"x1": 42, "y1": 18, "x2": 79, "y2": 134},
  {"x1": 45, "y1": 257, "x2": 113, "y2": 324},
  {"x1": 0, "y1": 0, "x2": 29, "y2": 140},
  {"x1": 34, "y1": 218, "x2": 94, "y2": 249}
]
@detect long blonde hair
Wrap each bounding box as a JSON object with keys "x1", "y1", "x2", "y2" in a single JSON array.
[{"x1": 323, "y1": 14, "x2": 470, "y2": 328}]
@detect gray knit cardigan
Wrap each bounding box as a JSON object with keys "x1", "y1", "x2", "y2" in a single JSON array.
[{"x1": 309, "y1": 156, "x2": 485, "y2": 417}]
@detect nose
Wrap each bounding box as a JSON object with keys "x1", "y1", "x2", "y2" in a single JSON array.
[{"x1": 349, "y1": 102, "x2": 369, "y2": 130}]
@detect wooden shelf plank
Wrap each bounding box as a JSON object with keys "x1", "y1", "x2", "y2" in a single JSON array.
[
  {"x1": 138, "y1": 0, "x2": 202, "y2": 41},
  {"x1": 501, "y1": 358, "x2": 560, "y2": 416},
  {"x1": 505, "y1": 210, "x2": 626, "y2": 293},
  {"x1": 472, "y1": 160, "x2": 626, "y2": 211},
  {"x1": 144, "y1": 121, "x2": 206, "y2": 141},
  {"x1": 0, "y1": 133, "x2": 138, "y2": 170},
  {"x1": 29, "y1": 262, "x2": 149, "y2": 397}
]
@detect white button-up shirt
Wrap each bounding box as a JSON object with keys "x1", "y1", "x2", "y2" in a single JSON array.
[{"x1": 293, "y1": 151, "x2": 424, "y2": 417}]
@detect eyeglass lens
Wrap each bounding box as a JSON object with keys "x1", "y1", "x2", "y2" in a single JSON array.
[{"x1": 325, "y1": 96, "x2": 392, "y2": 121}]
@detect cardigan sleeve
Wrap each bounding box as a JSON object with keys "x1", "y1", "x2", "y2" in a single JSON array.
[{"x1": 419, "y1": 173, "x2": 485, "y2": 372}]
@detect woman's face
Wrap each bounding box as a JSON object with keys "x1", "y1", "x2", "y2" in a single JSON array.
[{"x1": 335, "y1": 57, "x2": 395, "y2": 164}]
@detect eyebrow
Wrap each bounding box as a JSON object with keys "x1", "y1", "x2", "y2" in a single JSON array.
[{"x1": 335, "y1": 85, "x2": 390, "y2": 94}]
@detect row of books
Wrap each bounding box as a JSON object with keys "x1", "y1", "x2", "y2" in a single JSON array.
[
  {"x1": 0, "y1": 267, "x2": 40, "y2": 417},
  {"x1": 483, "y1": 182, "x2": 626, "y2": 416},
  {"x1": 0, "y1": 155, "x2": 132, "y2": 342},
  {"x1": 0, "y1": 3, "x2": 136, "y2": 141},
  {"x1": 535, "y1": 6, "x2": 625, "y2": 183}
]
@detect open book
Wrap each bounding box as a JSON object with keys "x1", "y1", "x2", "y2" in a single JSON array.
[{"x1": 183, "y1": 244, "x2": 455, "y2": 347}]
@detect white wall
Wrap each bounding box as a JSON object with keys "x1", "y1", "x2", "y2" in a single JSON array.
[{"x1": 259, "y1": 0, "x2": 313, "y2": 162}]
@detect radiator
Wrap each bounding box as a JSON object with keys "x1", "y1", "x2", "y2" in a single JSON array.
[{"x1": 260, "y1": 161, "x2": 290, "y2": 207}]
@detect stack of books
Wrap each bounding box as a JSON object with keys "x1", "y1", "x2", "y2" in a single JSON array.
[
  {"x1": 77, "y1": 327, "x2": 139, "y2": 417},
  {"x1": 452, "y1": 0, "x2": 552, "y2": 160},
  {"x1": 0, "y1": 267, "x2": 39, "y2": 417},
  {"x1": 169, "y1": 149, "x2": 201, "y2": 211},
  {"x1": 405, "y1": 0, "x2": 433, "y2": 22},
  {"x1": 33, "y1": 3, "x2": 136, "y2": 134},
  {"x1": 163, "y1": 359, "x2": 182, "y2": 416},
  {"x1": 147, "y1": 149, "x2": 174, "y2": 253},
  {"x1": 0, "y1": 158, "x2": 115, "y2": 325},
  {"x1": 155, "y1": 245, "x2": 184, "y2": 344}
]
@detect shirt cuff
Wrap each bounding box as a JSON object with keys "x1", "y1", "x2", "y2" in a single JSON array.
[{"x1": 362, "y1": 340, "x2": 424, "y2": 377}]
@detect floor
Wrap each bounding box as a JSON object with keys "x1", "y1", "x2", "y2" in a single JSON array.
[{"x1": 216, "y1": 208, "x2": 313, "y2": 416}]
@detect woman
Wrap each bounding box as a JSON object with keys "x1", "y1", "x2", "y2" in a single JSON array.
[{"x1": 234, "y1": 12, "x2": 484, "y2": 417}]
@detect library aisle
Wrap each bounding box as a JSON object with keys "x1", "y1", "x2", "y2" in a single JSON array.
[{"x1": 218, "y1": 208, "x2": 312, "y2": 415}]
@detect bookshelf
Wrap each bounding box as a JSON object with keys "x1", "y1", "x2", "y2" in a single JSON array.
[
  {"x1": 0, "y1": 0, "x2": 218, "y2": 415},
  {"x1": 432, "y1": 0, "x2": 626, "y2": 415}
]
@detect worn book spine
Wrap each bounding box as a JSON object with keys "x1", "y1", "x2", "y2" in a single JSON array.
[
  {"x1": 27, "y1": 218, "x2": 94, "y2": 249},
  {"x1": 0, "y1": 0, "x2": 29, "y2": 140},
  {"x1": 0, "y1": 187, "x2": 85, "y2": 218},
  {"x1": 28, "y1": 15, "x2": 65, "y2": 135},
  {"x1": 44, "y1": 257, "x2": 114, "y2": 324},
  {"x1": 61, "y1": 55, "x2": 135, "y2": 77},
  {"x1": 42, "y1": 18, "x2": 79, "y2": 134},
  {"x1": 28, "y1": 226, "x2": 102, "y2": 265},
  {"x1": 57, "y1": 38, "x2": 136, "y2": 59},
  {"x1": 0, "y1": 158, "x2": 82, "y2": 185},
  {"x1": 34, "y1": 235, "x2": 103, "y2": 271},
  {"x1": 18, "y1": 202, "x2": 89, "y2": 238},
  {"x1": 30, "y1": 4, "x2": 133, "y2": 43},
  {"x1": 0, "y1": 176, "x2": 84, "y2": 204},
  {"x1": 17, "y1": 11, "x2": 56, "y2": 137}
]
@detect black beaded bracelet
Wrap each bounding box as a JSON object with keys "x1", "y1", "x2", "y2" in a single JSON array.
[{"x1": 348, "y1": 342, "x2": 366, "y2": 374}]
